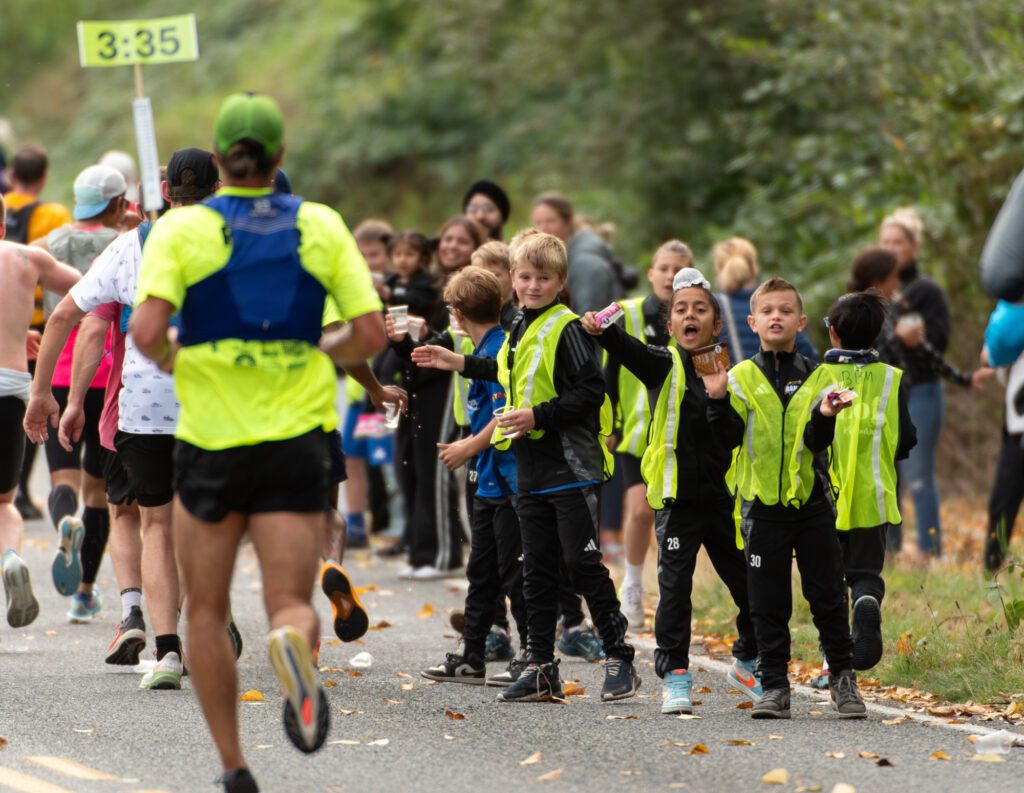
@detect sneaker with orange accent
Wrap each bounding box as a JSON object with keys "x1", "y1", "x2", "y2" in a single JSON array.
[
  {"x1": 320, "y1": 562, "x2": 369, "y2": 642},
  {"x1": 104, "y1": 605, "x2": 146, "y2": 666},
  {"x1": 727, "y1": 657, "x2": 763, "y2": 702},
  {"x1": 268, "y1": 626, "x2": 329, "y2": 754}
]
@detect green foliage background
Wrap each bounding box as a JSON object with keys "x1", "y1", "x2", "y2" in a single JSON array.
[{"x1": 3, "y1": 0, "x2": 1021, "y2": 489}]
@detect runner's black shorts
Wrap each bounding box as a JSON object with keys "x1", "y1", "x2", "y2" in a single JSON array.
[
  {"x1": 0, "y1": 396, "x2": 26, "y2": 493},
  {"x1": 327, "y1": 428, "x2": 347, "y2": 486},
  {"x1": 174, "y1": 428, "x2": 331, "y2": 522},
  {"x1": 620, "y1": 453, "x2": 645, "y2": 490},
  {"x1": 44, "y1": 386, "x2": 103, "y2": 478},
  {"x1": 99, "y1": 447, "x2": 135, "y2": 506},
  {"x1": 115, "y1": 431, "x2": 175, "y2": 508}
]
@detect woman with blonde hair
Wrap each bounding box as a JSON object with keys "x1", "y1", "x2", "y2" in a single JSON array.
[{"x1": 712, "y1": 236, "x2": 817, "y2": 362}]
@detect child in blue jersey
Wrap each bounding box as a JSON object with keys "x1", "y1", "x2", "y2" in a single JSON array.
[{"x1": 419, "y1": 266, "x2": 526, "y2": 684}]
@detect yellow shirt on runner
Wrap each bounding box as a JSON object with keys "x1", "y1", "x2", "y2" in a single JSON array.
[{"x1": 135, "y1": 187, "x2": 381, "y2": 450}]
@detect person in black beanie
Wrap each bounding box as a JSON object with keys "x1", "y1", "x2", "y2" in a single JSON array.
[{"x1": 463, "y1": 179, "x2": 510, "y2": 241}]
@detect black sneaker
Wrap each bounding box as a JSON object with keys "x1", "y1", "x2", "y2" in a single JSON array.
[
  {"x1": 227, "y1": 614, "x2": 244, "y2": 661},
  {"x1": 601, "y1": 657, "x2": 641, "y2": 701},
  {"x1": 487, "y1": 654, "x2": 529, "y2": 687},
  {"x1": 105, "y1": 606, "x2": 146, "y2": 666},
  {"x1": 851, "y1": 595, "x2": 883, "y2": 671},
  {"x1": 421, "y1": 652, "x2": 486, "y2": 685},
  {"x1": 219, "y1": 767, "x2": 259, "y2": 793},
  {"x1": 829, "y1": 669, "x2": 867, "y2": 719},
  {"x1": 751, "y1": 687, "x2": 791, "y2": 719},
  {"x1": 498, "y1": 660, "x2": 563, "y2": 702}
]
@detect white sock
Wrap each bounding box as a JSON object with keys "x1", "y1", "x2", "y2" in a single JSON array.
[
  {"x1": 821, "y1": 655, "x2": 830, "y2": 673},
  {"x1": 121, "y1": 588, "x2": 142, "y2": 620},
  {"x1": 624, "y1": 562, "x2": 644, "y2": 589}
]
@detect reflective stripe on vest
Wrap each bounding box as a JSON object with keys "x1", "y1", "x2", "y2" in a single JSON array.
[
  {"x1": 727, "y1": 361, "x2": 832, "y2": 508},
  {"x1": 824, "y1": 361, "x2": 902, "y2": 531},
  {"x1": 620, "y1": 297, "x2": 651, "y2": 457},
  {"x1": 640, "y1": 346, "x2": 686, "y2": 509}
]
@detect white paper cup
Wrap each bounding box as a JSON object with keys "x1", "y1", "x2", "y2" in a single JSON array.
[
  {"x1": 388, "y1": 304, "x2": 409, "y2": 333},
  {"x1": 384, "y1": 401, "x2": 401, "y2": 429},
  {"x1": 493, "y1": 405, "x2": 521, "y2": 440},
  {"x1": 407, "y1": 316, "x2": 425, "y2": 341}
]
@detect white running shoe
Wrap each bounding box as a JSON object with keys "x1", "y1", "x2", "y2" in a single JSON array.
[
  {"x1": 411, "y1": 565, "x2": 462, "y2": 580},
  {"x1": 619, "y1": 582, "x2": 645, "y2": 629},
  {"x1": 139, "y1": 651, "x2": 183, "y2": 690},
  {"x1": 3, "y1": 550, "x2": 40, "y2": 628}
]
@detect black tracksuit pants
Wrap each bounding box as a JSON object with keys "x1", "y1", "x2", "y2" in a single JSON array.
[
  {"x1": 838, "y1": 526, "x2": 887, "y2": 604},
  {"x1": 987, "y1": 430, "x2": 1024, "y2": 571},
  {"x1": 653, "y1": 502, "x2": 757, "y2": 678},
  {"x1": 404, "y1": 378, "x2": 463, "y2": 569},
  {"x1": 462, "y1": 494, "x2": 528, "y2": 660},
  {"x1": 518, "y1": 486, "x2": 632, "y2": 664},
  {"x1": 744, "y1": 508, "x2": 853, "y2": 690}
]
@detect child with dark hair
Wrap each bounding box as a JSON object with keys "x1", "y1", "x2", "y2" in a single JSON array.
[
  {"x1": 385, "y1": 231, "x2": 439, "y2": 321},
  {"x1": 819, "y1": 290, "x2": 916, "y2": 673}
]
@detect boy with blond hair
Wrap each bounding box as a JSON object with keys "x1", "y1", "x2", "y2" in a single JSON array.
[
  {"x1": 413, "y1": 229, "x2": 638, "y2": 702},
  {"x1": 728, "y1": 277, "x2": 865, "y2": 720}
]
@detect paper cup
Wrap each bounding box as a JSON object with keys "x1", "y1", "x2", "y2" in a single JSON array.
[
  {"x1": 493, "y1": 405, "x2": 521, "y2": 440},
  {"x1": 384, "y1": 401, "x2": 401, "y2": 430},
  {"x1": 388, "y1": 304, "x2": 409, "y2": 333},
  {"x1": 407, "y1": 316, "x2": 425, "y2": 341}
]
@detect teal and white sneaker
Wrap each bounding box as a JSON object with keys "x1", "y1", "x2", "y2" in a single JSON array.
[
  {"x1": 139, "y1": 651, "x2": 184, "y2": 690},
  {"x1": 661, "y1": 668, "x2": 693, "y2": 714},
  {"x1": 52, "y1": 516, "x2": 84, "y2": 596},
  {"x1": 67, "y1": 588, "x2": 102, "y2": 623},
  {"x1": 2, "y1": 549, "x2": 40, "y2": 628},
  {"x1": 727, "y1": 657, "x2": 764, "y2": 702},
  {"x1": 557, "y1": 620, "x2": 605, "y2": 662}
]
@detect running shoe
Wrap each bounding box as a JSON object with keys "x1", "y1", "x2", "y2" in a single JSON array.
[
  {"x1": 727, "y1": 657, "x2": 763, "y2": 702},
  {"x1": 829, "y1": 669, "x2": 867, "y2": 719},
  {"x1": 661, "y1": 668, "x2": 692, "y2": 714},
  {"x1": 601, "y1": 656, "x2": 641, "y2": 701},
  {"x1": 67, "y1": 588, "x2": 102, "y2": 623},
  {"x1": 851, "y1": 595, "x2": 883, "y2": 671},
  {"x1": 219, "y1": 768, "x2": 260, "y2": 793},
  {"x1": 51, "y1": 516, "x2": 84, "y2": 596},
  {"x1": 751, "y1": 688, "x2": 791, "y2": 719},
  {"x1": 498, "y1": 660, "x2": 563, "y2": 702},
  {"x1": 557, "y1": 620, "x2": 605, "y2": 662},
  {"x1": 140, "y1": 651, "x2": 183, "y2": 690},
  {"x1": 487, "y1": 653, "x2": 529, "y2": 687},
  {"x1": 2, "y1": 550, "x2": 39, "y2": 628},
  {"x1": 619, "y1": 582, "x2": 645, "y2": 629},
  {"x1": 421, "y1": 652, "x2": 486, "y2": 685},
  {"x1": 320, "y1": 562, "x2": 369, "y2": 642},
  {"x1": 227, "y1": 613, "x2": 244, "y2": 660},
  {"x1": 485, "y1": 625, "x2": 515, "y2": 662},
  {"x1": 105, "y1": 605, "x2": 146, "y2": 666},
  {"x1": 268, "y1": 626, "x2": 330, "y2": 754},
  {"x1": 411, "y1": 565, "x2": 462, "y2": 580}
]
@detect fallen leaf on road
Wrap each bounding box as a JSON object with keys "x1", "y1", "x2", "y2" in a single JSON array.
[
  {"x1": 831, "y1": 785, "x2": 856, "y2": 793},
  {"x1": 417, "y1": 603, "x2": 435, "y2": 619},
  {"x1": 970, "y1": 754, "x2": 1006, "y2": 763},
  {"x1": 240, "y1": 690, "x2": 264, "y2": 702},
  {"x1": 727, "y1": 739, "x2": 753, "y2": 746},
  {"x1": 72, "y1": 729, "x2": 93, "y2": 734},
  {"x1": 383, "y1": 698, "x2": 402, "y2": 705},
  {"x1": 825, "y1": 751, "x2": 845, "y2": 759},
  {"x1": 667, "y1": 742, "x2": 690, "y2": 748},
  {"x1": 857, "y1": 752, "x2": 878, "y2": 759},
  {"x1": 690, "y1": 744, "x2": 708, "y2": 755},
  {"x1": 967, "y1": 735, "x2": 978, "y2": 744},
  {"x1": 520, "y1": 752, "x2": 542, "y2": 765},
  {"x1": 697, "y1": 686, "x2": 711, "y2": 694},
  {"x1": 875, "y1": 758, "x2": 894, "y2": 767},
  {"x1": 445, "y1": 709, "x2": 465, "y2": 720},
  {"x1": 606, "y1": 714, "x2": 639, "y2": 720},
  {"x1": 769, "y1": 735, "x2": 784, "y2": 740},
  {"x1": 323, "y1": 680, "x2": 338, "y2": 687},
  {"x1": 330, "y1": 739, "x2": 361, "y2": 745},
  {"x1": 44, "y1": 630, "x2": 57, "y2": 636},
  {"x1": 400, "y1": 683, "x2": 415, "y2": 691},
  {"x1": 538, "y1": 769, "x2": 563, "y2": 782},
  {"x1": 353, "y1": 584, "x2": 378, "y2": 595},
  {"x1": 927, "y1": 707, "x2": 955, "y2": 717},
  {"x1": 736, "y1": 701, "x2": 753, "y2": 710},
  {"x1": 796, "y1": 787, "x2": 823, "y2": 793},
  {"x1": 370, "y1": 620, "x2": 392, "y2": 630},
  {"x1": 422, "y1": 680, "x2": 437, "y2": 685},
  {"x1": 444, "y1": 735, "x2": 455, "y2": 741},
  {"x1": 882, "y1": 716, "x2": 910, "y2": 725},
  {"x1": 396, "y1": 672, "x2": 412, "y2": 679},
  {"x1": 727, "y1": 689, "x2": 743, "y2": 695},
  {"x1": 621, "y1": 770, "x2": 641, "y2": 776},
  {"x1": 809, "y1": 710, "x2": 824, "y2": 717},
  {"x1": 760, "y1": 768, "x2": 788, "y2": 784},
  {"x1": 563, "y1": 681, "x2": 585, "y2": 696},
  {"x1": 346, "y1": 670, "x2": 364, "y2": 678},
  {"x1": 676, "y1": 714, "x2": 701, "y2": 720},
  {"x1": 367, "y1": 739, "x2": 390, "y2": 746},
  {"x1": 337, "y1": 708, "x2": 361, "y2": 715},
  {"x1": 930, "y1": 750, "x2": 950, "y2": 761},
  {"x1": 0, "y1": 737, "x2": 7, "y2": 749}
]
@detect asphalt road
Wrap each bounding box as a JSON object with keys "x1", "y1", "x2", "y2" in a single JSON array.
[{"x1": 2, "y1": 505, "x2": 1022, "y2": 793}]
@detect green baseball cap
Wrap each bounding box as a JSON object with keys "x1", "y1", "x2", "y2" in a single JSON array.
[{"x1": 213, "y1": 92, "x2": 284, "y2": 156}]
